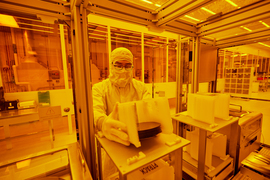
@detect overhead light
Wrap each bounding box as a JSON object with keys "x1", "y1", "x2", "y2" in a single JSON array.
[
  {"x1": 259, "y1": 21, "x2": 270, "y2": 28},
  {"x1": 0, "y1": 14, "x2": 18, "y2": 28},
  {"x1": 258, "y1": 42, "x2": 270, "y2": 48},
  {"x1": 240, "y1": 26, "x2": 252, "y2": 32},
  {"x1": 240, "y1": 54, "x2": 247, "y2": 56},
  {"x1": 226, "y1": 0, "x2": 238, "y2": 7},
  {"x1": 155, "y1": 4, "x2": 161, "y2": 7},
  {"x1": 201, "y1": 7, "x2": 216, "y2": 15},
  {"x1": 184, "y1": 15, "x2": 200, "y2": 22},
  {"x1": 141, "y1": 0, "x2": 153, "y2": 4},
  {"x1": 231, "y1": 54, "x2": 238, "y2": 57}
]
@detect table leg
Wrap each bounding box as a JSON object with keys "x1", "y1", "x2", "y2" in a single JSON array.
[
  {"x1": 97, "y1": 139, "x2": 103, "y2": 180},
  {"x1": 174, "y1": 148, "x2": 183, "y2": 180},
  {"x1": 198, "y1": 129, "x2": 207, "y2": 180},
  {"x1": 119, "y1": 172, "x2": 127, "y2": 180},
  {"x1": 229, "y1": 121, "x2": 238, "y2": 174}
]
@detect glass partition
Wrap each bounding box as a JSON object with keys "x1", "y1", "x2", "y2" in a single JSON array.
[
  {"x1": 144, "y1": 34, "x2": 167, "y2": 83},
  {"x1": 168, "y1": 38, "x2": 177, "y2": 82},
  {"x1": 0, "y1": 16, "x2": 70, "y2": 92},
  {"x1": 88, "y1": 23, "x2": 108, "y2": 85}
]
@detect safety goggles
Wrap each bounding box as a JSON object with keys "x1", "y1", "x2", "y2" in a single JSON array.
[{"x1": 113, "y1": 63, "x2": 133, "y2": 71}]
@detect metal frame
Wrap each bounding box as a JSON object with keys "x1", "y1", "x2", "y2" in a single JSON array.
[
  {"x1": 83, "y1": 0, "x2": 270, "y2": 47},
  {"x1": 1, "y1": 0, "x2": 270, "y2": 179}
]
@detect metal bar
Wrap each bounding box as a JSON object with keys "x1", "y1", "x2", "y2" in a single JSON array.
[
  {"x1": 142, "y1": 32, "x2": 145, "y2": 82},
  {"x1": 156, "y1": 0, "x2": 213, "y2": 27},
  {"x1": 1, "y1": 0, "x2": 69, "y2": 13},
  {"x1": 200, "y1": 3, "x2": 270, "y2": 36},
  {"x1": 191, "y1": 37, "x2": 195, "y2": 93},
  {"x1": 169, "y1": 19, "x2": 197, "y2": 31},
  {"x1": 90, "y1": 0, "x2": 155, "y2": 20},
  {"x1": 176, "y1": 35, "x2": 183, "y2": 113},
  {"x1": 164, "y1": 24, "x2": 197, "y2": 38},
  {"x1": 156, "y1": 0, "x2": 194, "y2": 19},
  {"x1": 108, "y1": 26, "x2": 111, "y2": 75},
  {"x1": 97, "y1": 140, "x2": 103, "y2": 180},
  {"x1": 216, "y1": 28, "x2": 270, "y2": 47},
  {"x1": 60, "y1": 24, "x2": 69, "y2": 90},
  {"x1": 174, "y1": 148, "x2": 183, "y2": 180},
  {"x1": 198, "y1": 129, "x2": 207, "y2": 180},
  {"x1": 229, "y1": 121, "x2": 239, "y2": 174},
  {"x1": 216, "y1": 35, "x2": 270, "y2": 48},
  {"x1": 87, "y1": 5, "x2": 154, "y2": 27},
  {"x1": 194, "y1": 36, "x2": 200, "y2": 92},
  {"x1": 82, "y1": 7, "x2": 97, "y2": 180},
  {"x1": 198, "y1": 0, "x2": 270, "y2": 26},
  {"x1": 0, "y1": 2, "x2": 70, "y2": 21},
  {"x1": 166, "y1": 37, "x2": 169, "y2": 82}
]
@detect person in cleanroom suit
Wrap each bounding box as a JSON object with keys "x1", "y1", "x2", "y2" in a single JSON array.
[{"x1": 92, "y1": 47, "x2": 151, "y2": 178}]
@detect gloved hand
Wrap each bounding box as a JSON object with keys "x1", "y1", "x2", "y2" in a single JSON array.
[{"x1": 102, "y1": 103, "x2": 130, "y2": 146}]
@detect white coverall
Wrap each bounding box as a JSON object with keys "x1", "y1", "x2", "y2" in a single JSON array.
[{"x1": 92, "y1": 47, "x2": 151, "y2": 178}]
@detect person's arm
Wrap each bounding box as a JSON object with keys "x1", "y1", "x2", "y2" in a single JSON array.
[
  {"x1": 142, "y1": 82, "x2": 151, "y2": 100},
  {"x1": 92, "y1": 83, "x2": 130, "y2": 146},
  {"x1": 92, "y1": 83, "x2": 107, "y2": 131}
]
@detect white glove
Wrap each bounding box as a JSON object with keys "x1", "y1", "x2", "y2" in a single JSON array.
[{"x1": 102, "y1": 103, "x2": 130, "y2": 146}]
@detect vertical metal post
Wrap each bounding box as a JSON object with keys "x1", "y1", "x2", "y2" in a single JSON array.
[
  {"x1": 108, "y1": 26, "x2": 111, "y2": 75},
  {"x1": 194, "y1": 36, "x2": 200, "y2": 93},
  {"x1": 71, "y1": 5, "x2": 97, "y2": 180},
  {"x1": 175, "y1": 35, "x2": 183, "y2": 136},
  {"x1": 197, "y1": 129, "x2": 207, "y2": 180},
  {"x1": 191, "y1": 37, "x2": 195, "y2": 93},
  {"x1": 59, "y1": 24, "x2": 69, "y2": 90},
  {"x1": 176, "y1": 35, "x2": 182, "y2": 113},
  {"x1": 141, "y1": 32, "x2": 145, "y2": 82},
  {"x1": 152, "y1": 47, "x2": 155, "y2": 98},
  {"x1": 166, "y1": 37, "x2": 169, "y2": 82}
]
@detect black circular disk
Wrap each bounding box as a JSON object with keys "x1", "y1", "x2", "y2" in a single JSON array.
[{"x1": 138, "y1": 122, "x2": 161, "y2": 139}]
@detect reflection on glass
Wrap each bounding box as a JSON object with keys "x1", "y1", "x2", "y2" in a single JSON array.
[
  {"x1": 0, "y1": 17, "x2": 71, "y2": 92},
  {"x1": 88, "y1": 23, "x2": 109, "y2": 85},
  {"x1": 144, "y1": 34, "x2": 166, "y2": 83},
  {"x1": 217, "y1": 48, "x2": 270, "y2": 93},
  {"x1": 168, "y1": 38, "x2": 177, "y2": 82}
]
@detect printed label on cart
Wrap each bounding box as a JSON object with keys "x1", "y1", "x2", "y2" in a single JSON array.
[
  {"x1": 139, "y1": 162, "x2": 159, "y2": 175},
  {"x1": 39, "y1": 106, "x2": 62, "y2": 121},
  {"x1": 127, "y1": 159, "x2": 166, "y2": 180}
]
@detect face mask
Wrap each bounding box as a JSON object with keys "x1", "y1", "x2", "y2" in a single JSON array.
[{"x1": 109, "y1": 68, "x2": 133, "y2": 87}]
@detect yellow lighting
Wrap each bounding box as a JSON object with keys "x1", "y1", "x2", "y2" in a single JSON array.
[
  {"x1": 241, "y1": 26, "x2": 252, "y2": 32},
  {"x1": 141, "y1": 0, "x2": 153, "y2": 4},
  {"x1": 258, "y1": 42, "x2": 270, "y2": 48},
  {"x1": 259, "y1": 21, "x2": 270, "y2": 28},
  {"x1": 16, "y1": 159, "x2": 31, "y2": 169},
  {"x1": 240, "y1": 54, "x2": 247, "y2": 56},
  {"x1": 0, "y1": 14, "x2": 18, "y2": 28},
  {"x1": 184, "y1": 15, "x2": 200, "y2": 22},
  {"x1": 155, "y1": 4, "x2": 161, "y2": 7},
  {"x1": 201, "y1": 7, "x2": 216, "y2": 15},
  {"x1": 262, "y1": 22, "x2": 270, "y2": 27},
  {"x1": 243, "y1": 27, "x2": 252, "y2": 32},
  {"x1": 226, "y1": 0, "x2": 238, "y2": 7}
]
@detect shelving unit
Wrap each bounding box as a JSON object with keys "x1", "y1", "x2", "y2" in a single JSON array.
[{"x1": 224, "y1": 67, "x2": 254, "y2": 97}]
